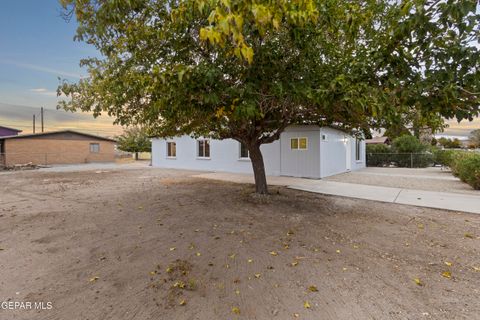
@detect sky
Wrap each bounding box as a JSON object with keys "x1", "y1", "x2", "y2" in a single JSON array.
[
  {"x1": 0, "y1": 1, "x2": 478, "y2": 139},
  {"x1": 0, "y1": 0, "x2": 121, "y2": 137}
]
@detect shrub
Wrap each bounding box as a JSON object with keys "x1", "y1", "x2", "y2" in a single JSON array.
[
  {"x1": 432, "y1": 149, "x2": 456, "y2": 167},
  {"x1": 451, "y1": 153, "x2": 480, "y2": 190},
  {"x1": 392, "y1": 135, "x2": 427, "y2": 153}
]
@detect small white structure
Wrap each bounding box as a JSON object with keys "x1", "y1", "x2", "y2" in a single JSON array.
[{"x1": 151, "y1": 125, "x2": 365, "y2": 179}]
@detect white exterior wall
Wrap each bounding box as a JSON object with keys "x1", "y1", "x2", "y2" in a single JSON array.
[
  {"x1": 151, "y1": 135, "x2": 281, "y2": 175},
  {"x1": 151, "y1": 126, "x2": 365, "y2": 179},
  {"x1": 319, "y1": 127, "x2": 366, "y2": 178}
]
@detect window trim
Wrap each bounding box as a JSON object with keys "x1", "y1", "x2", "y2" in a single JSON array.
[
  {"x1": 239, "y1": 142, "x2": 250, "y2": 160},
  {"x1": 196, "y1": 139, "x2": 211, "y2": 159},
  {"x1": 89, "y1": 143, "x2": 100, "y2": 153},
  {"x1": 355, "y1": 138, "x2": 362, "y2": 162},
  {"x1": 166, "y1": 141, "x2": 176, "y2": 159},
  {"x1": 290, "y1": 137, "x2": 308, "y2": 150}
]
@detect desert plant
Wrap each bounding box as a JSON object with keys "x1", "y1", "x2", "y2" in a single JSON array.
[
  {"x1": 451, "y1": 153, "x2": 480, "y2": 190},
  {"x1": 432, "y1": 149, "x2": 456, "y2": 167}
]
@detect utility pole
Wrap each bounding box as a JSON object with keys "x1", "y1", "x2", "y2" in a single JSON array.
[
  {"x1": 41, "y1": 107, "x2": 44, "y2": 132},
  {"x1": 33, "y1": 114, "x2": 36, "y2": 133}
]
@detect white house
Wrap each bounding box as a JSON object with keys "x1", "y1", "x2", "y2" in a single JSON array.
[{"x1": 151, "y1": 125, "x2": 366, "y2": 179}]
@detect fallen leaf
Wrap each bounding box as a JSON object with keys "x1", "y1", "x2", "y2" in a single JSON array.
[
  {"x1": 441, "y1": 271, "x2": 452, "y2": 279},
  {"x1": 235, "y1": 289, "x2": 240, "y2": 295},
  {"x1": 308, "y1": 285, "x2": 318, "y2": 292},
  {"x1": 353, "y1": 245, "x2": 359, "y2": 249},
  {"x1": 179, "y1": 299, "x2": 186, "y2": 306},
  {"x1": 254, "y1": 273, "x2": 261, "y2": 278},
  {"x1": 89, "y1": 276, "x2": 99, "y2": 282},
  {"x1": 232, "y1": 306, "x2": 241, "y2": 315},
  {"x1": 417, "y1": 223, "x2": 424, "y2": 229},
  {"x1": 138, "y1": 206, "x2": 143, "y2": 210},
  {"x1": 225, "y1": 264, "x2": 230, "y2": 269},
  {"x1": 291, "y1": 261, "x2": 299, "y2": 267},
  {"x1": 189, "y1": 244, "x2": 195, "y2": 249},
  {"x1": 169, "y1": 247, "x2": 176, "y2": 251},
  {"x1": 472, "y1": 266, "x2": 480, "y2": 272},
  {"x1": 414, "y1": 278, "x2": 423, "y2": 286},
  {"x1": 194, "y1": 229, "x2": 200, "y2": 232},
  {"x1": 287, "y1": 230, "x2": 294, "y2": 236},
  {"x1": 166, "y1": 267, "x2": 173, "y2": 273},
  {"x1": 342, "y1": 267, "x2": 348, "y2": 271},
  {"x1": 196, "y1": 252, "x2": 201, "y2": 256},
  {"x1": 293, "y1": 313, "x2": 300, "y2": 318},
  {"x1": 269, "y1": 251, "x2": 278, "y2": 256},
  {"x1": 149, "y1": 271, "x2": 156, "y2": 275},
  {"x1": 336, "y1": 249, "x2": 341, "y2": 254},
  {"x1": 0, "y1": 248, "x2": 4, "y2": 251},
  {"x1": 464, "y1": 233, "x2": 474, "y2": 239},
  {"x1": 229, "y1": 253, "x2": 236, "y2": 259},
  {"x1": 444, "y1": 261, "x2": 453, "y2": 267},
  {"x1": 303, "y1": 301, "x2": 311, "y2": 309},
  {"x1": 248, "y1": 259, "x2": 253, "y2": 263}
]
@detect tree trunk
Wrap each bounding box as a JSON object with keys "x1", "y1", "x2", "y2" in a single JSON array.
[
  {"x1": 135, "y1": 152, "x2": 139, "y2": 160},
  {"x1": 248, "y1": 143, "x2": 268, "y2": 194}
]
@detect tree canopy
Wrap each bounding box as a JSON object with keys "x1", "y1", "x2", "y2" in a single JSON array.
[
  {"x1": 58, "y1": 0, "x2": 480, "y2": 193},
  {"x1": 117, "y1": 127, "x2": 152, "y2": 159}
]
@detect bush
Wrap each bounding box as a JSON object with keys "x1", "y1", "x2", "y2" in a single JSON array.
[
  {"x1": 432, "y1": 149, "x2": 456, "y2": 167},
  {"x1": 392, "y1": 135, "x2": 427, "y2": 153},
  {"x1": 451, "y1": 153, "x2": 480, "y2": 190}
]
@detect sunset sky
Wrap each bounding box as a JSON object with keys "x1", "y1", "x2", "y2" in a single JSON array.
[{"x1": 0, "y1": 0, "x2": 478, "y2": 139}]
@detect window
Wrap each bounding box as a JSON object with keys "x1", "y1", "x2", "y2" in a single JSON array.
[
  {"x1": 240, "y1": 143, "x2": 249, "y2": 159},
  {"x1": 90, "y1": 143, "x2": 100, "y2": 153},
  {"x1": 167, "y1": 142, "x2": 176, "y2": 158},
  {"x1": 290, "y1": 137, "x2": 307, "y2": 150},
  {"x1": 321, "y1": 134, "x2": 328, "y2": 141},
  {"x1": 355, "y1": 138, "x2": 361, "y2": 161},
  {"x1": 197, "y1": 140, "x2": 210, "y2": 158}
]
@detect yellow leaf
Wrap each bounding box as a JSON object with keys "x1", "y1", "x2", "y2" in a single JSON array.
[
  {"x1": 138, "y1": 206, "x2": 143, "y2": 210},
  {"x1": 336, "y1": 249, "x2": 341, "y2": 254},
  {"x1": 444, "y1": 261, "x2": 453, "y2": 267},
  {"x1": 417, "y1": 223, "x2": 424, "y2": 229},
  {"x1": 291, "y1": 261, "x2": 299, "y2": 267},
  {"x1": 269, "y1": 251, "x2": 278, "y2": 256},
  {"x1": 235, "y1": 289, "x2": 240, "y2": 295},
  {"x1": 179, "y1": 299, "x2": 186, "y2": 306},
  {"x1": 414, "y1": 278, "x2": 423, "y2": 286},
  {"x1": 293, "y1": 313, "x2": 300, "y2": 318},
  {"x1": 254, "y1": 273, "x2": 261, "y2": 278},
  {"x1": 232, "y1": 306, "x2": 240, "y2": 314},
  {"x1": 441, "y1": 271, "x2": 452, "y2": 279},
  {"x1": 196, "y1": 252, "x2": 201, "y2": 256},
  {"x1": 149, "y1": 271, "x2": 156, "y2": 275},
  {"x1": 287, "y1": 230, "x2": 294, "y2": 236},
  {"x1": 166, "y1": 267, "x2": 173, "y2": 273},
  {"x1": 248, "y1": 258, "x2": 253, "y2": 263},
  {"x1": 225, "y1": 264, "x2": 230, "y2": 269},
  {"x1": 464, "y1": 233, "x2": 474, "y2": 239},
  {"x1": 89, "y1": 276, "x2": 99, "y2": 282},
  {"x1": 308, "y1": 285, "x2": 318, "y2": 292},
  {"x1": 304, "y1": 301, "x2": 311, "y2": 309},
  {"x1": 472, "y1": 266, "x2": 480, "y2": 272},
  {"x1": 229, "y1": 253, "x2": 236, "y2": 259},
  {"x1": 353, "y1": 245, "x2": 359, "y2": 249},
  {"x1": 169, "y1": 247, "x2": 176, "y2": 251}
]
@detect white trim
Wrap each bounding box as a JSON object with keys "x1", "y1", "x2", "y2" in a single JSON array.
[{"x1": 197, "y1": 139, "x2": 211, "y2": 158}]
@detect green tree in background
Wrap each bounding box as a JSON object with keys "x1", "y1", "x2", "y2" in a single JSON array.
[
  {"x1": 117, "y1": 127, "x2": 152, "y2": 160},
  {"x1": 58, "y1": 0, "x2": 480, "y2": 194},
  {"x1": 438, "y1": 137, "x2": 462, "y2": 149}
]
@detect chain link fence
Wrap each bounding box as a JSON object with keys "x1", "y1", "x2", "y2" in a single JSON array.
[{"x1": 367, "y1": 152, "x2": 435, "y2": 168}]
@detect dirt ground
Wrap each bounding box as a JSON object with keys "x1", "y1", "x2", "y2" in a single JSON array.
[
  {"x1": 325, "y1": 167, "x2": 478, "y2": 195},
  {"x1": 0, "y1": 168, "x2": 479, "y2": 320}
]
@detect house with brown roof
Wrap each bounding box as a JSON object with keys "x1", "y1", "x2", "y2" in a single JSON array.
[
  {"x1": 365, "y1": 136, "x2": 391, "y2": 145},
  {"x1": 0, "y1": 130, "x2": 116, "y2": 167}
]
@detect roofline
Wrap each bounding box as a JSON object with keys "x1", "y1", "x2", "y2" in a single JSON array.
[
  {"x1": 0, "y1": 125, "x2": 22, "y2": 132},
  {"x1": 0, "y1": 130, "x2": 117, "y2": 142}
]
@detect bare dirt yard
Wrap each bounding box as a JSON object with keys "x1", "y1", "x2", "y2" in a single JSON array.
[{"x1": 0, "y1": 167, "x2": 479, "y2": 320}]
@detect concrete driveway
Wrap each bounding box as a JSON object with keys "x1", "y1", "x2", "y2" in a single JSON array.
[{"x1": 194, "y1": 169, "x2": 480, "y2": 214}]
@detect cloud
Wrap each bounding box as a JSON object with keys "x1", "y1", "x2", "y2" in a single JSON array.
[
  {"x1": 0, "y1": 59, "x2": 82, "y2": 79},
  {"x1": 29, "y1": 88, "x2": 58, "y2": 96}
]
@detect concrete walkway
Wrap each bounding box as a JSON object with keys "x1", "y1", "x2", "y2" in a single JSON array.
[{"x1": 193, "y1": 172, "x2": 480, "y2": 214}]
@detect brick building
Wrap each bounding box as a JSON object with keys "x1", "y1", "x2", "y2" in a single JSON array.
[{"x1": 0, "y1": 130, "x2": 116, "y2": 167}]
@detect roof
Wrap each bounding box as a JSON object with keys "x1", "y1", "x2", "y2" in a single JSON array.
[
  {"x1": 0, "y1": 130, "x2": 116, "y2": 142},
  {"x1": 365, "y1": 136, "x2": 390, "y2": 144},
  {"x1": 0, "y1": 125, "x2": 22, "y2": 132}
]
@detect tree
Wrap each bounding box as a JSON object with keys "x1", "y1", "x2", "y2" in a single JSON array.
[
  {"x1": 438, "y1": 137, "x2": 462, "y2": 149},
  {"x1": 392, "y1": 135, "x2": 426, "y2": 153},
  {"x1": 470, "y1": 129, "x2": 480, "y2": 148},
  {"x1": 117, "y1": 127, "x2": 151, "y2": 160},
  {"x1": 58, "y1": 0, "x2": 480, "y2": 194}
]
